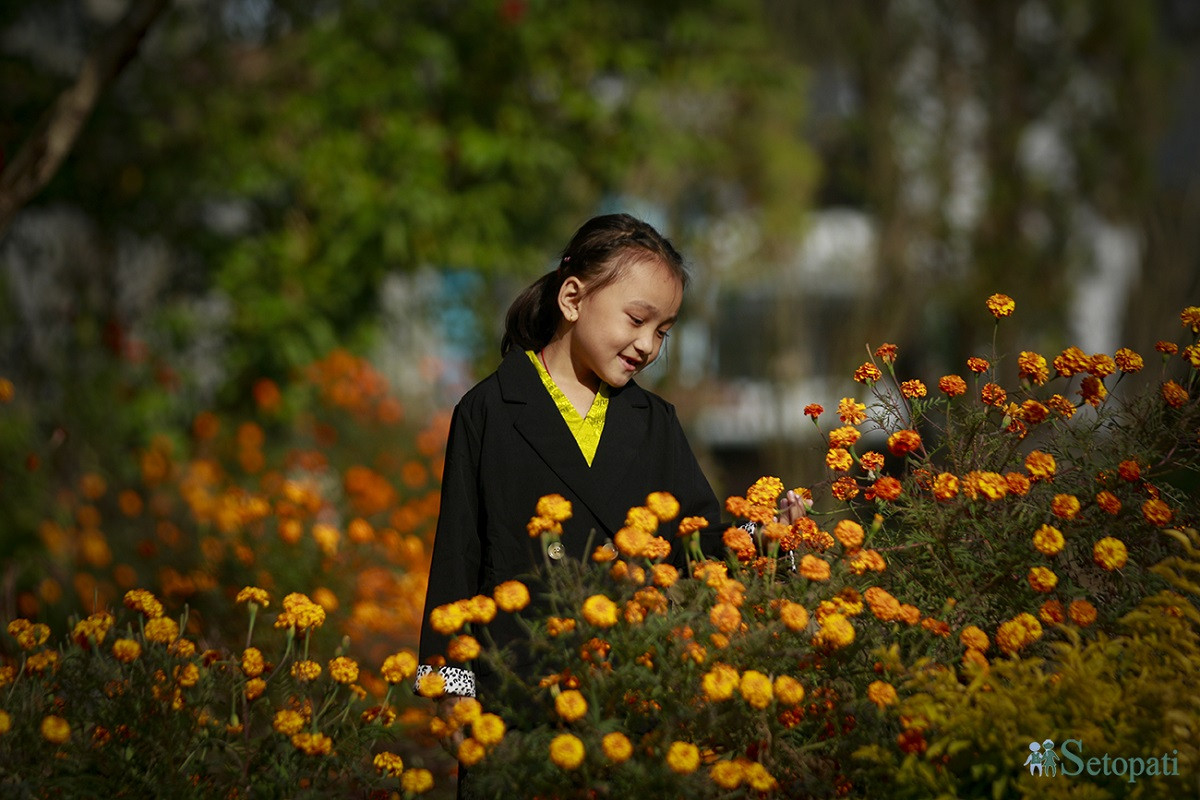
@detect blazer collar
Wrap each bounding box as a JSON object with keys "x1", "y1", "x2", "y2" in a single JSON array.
[{"x1": 498, "y1": 349, "x2": 648, "y2": 535}]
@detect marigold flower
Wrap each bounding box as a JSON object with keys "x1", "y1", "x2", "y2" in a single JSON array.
[
  {"x1": 1047, "y1": 393, "x2": 1076, "y2": 418},
  {"x1": 0, "y1": 709, "x2": 10, "y2": 735},
  {"x1": 814, "y1": 613, "x2": 855, "y2": 648},
  {"x1": 273, "y1": 709, "x2": 305, "y2": 736},
  {"x1": 109, "y1": 638, "x2": 141, "y2": 664},
  {"x1": 1184, "y1": 344, "x2": 1200, "y2": 369},
  {"x1": 1027, "y1": 566, "x2": 1058, "y2": 593},
  {"x1": 1018, "y1": 400, "x2": 1049, "y2": 426},
  {"x1": 1093, "y1": 536, "x2": 1128, "y2": 570},
  {"x1": 582, "y1": 594, "x2": 619, "y2": 628},
  {"x1": 457, "y1": 738, "x2": 486, "y2": 767},
  {"x1": 979, "y1": 382, "x2": 1006, "y2": 407},
  {"x1": 550, "y1": 733, "x2": 585, "y2": 770},
  {"x1": 826, "y1": 448, "x2": 854, "y2": 472},
  {"x1": 929, "y1": 472, "x2": 958, "y2": 501},
  {"x1": 676, "y1": 516, "x2": 708, "y2": 538},
  {"x1": 709, "y1": 602, "x2": 742, "y2": 634},
  {"x1": 536, "y1": 493, "x2": 573, "y2": 522},
  {"x1": 874, "y1": 343, "x2": 899, "y2": 363},
  {"x1": 429, "y1": 603, "x2": 468, "y2": 636},
  {"x1": 291, "y1": 731, "x2": 333, "y2": 756},
  {"x1": 966, "y1": 357, "x2": 990, "y2": 374},
  {"x1": 625, "y1": 506, "x2": 659, "y2": 534},
  {"x1": 290, "y1": 659, "x2": 322, "y2": 683},
  {"x1": 554, "y1": 689, "x2": 588, "y2": 722},
  {"x1": 1054, "y1": 346, "x2": 1091, "y2": 377},
  {"x1": 473, "y1": 713, "x2": 506, "y2": 747},
  {"x1": 995, "y1": 613, "x2": 1042, "y2": 655},
  {"x1": 959, "y1": 625, "x2": 989, "y2": 651},
  {"x1": 827, "y1": 426, "x2": 861, "y2": 449},
  {"x1": 602, "y1": 731, "x2": 633, "y2": 763},
  {"x1": 41, "y1": 715, "x2": 70, "y2": 745},
  {"x1": 1068, "y1": 599, "x2": 1098, "y2": 627},
  {"x1": 804, "y1": 403, "x2": 824, "y2": 418},
  {"x1": 737, "y1": 670, "x2": 773, "y2": 709},
  {"x1": 1107, "y1": 348, "x2": 1138, "y2": 374},
  {"x1": 447, "y1": 635, "x2": 481, "y2": 663},
  {"x1": 830, "y1": 519, "x2": 863, "y2": 549},
  {"x1": 900, "y1": 379, "x2": 927, "y2": 399},
  {"x1": 854, "y1": 362, "x2": 882, "y2": 384},
  {"x1": 1162, "y1": 380, "x2": 1189, "y2": 408},
  {"x1": 799, "y1": 555, "x2": 832, "y2": 582},
  {"x1": 986, "y1": 293, "x2": 1015, "y2": 318},
  {"x1": 1050, "y1": 494, "x2": 1080, "y2": 520},
  {"x1": 849, "y1": 549, "x2": 887, "y2": 575},
  {"x1": 401, "y1": 768, "x2": 434, "y2": 794},
  {"x1": 1025, "y1": 450, "x2": 1056, "y2": 481},
  {"x1": 235, "y1": 586, "x2": 270, "y2": 608},
  {"x1": 1182, "y1": 305, "x2": 1200, "y2": 333},
  {"x1": 417, "y1": 672, "x2": 445, "y2": 698},
  {"x1": 1094, "y1": 490, "x2": 1121, "y2": 515},
  {"x1": 1155, "y1": 340, "x2": 1179, "y2": 355},
  {"x1": 374, "y1": 752, "x2": 404, "y2": 777},
  {"x1": 860, "y1": 587, "x2": 898, "y2": 622},
  {"x1": 936, "y1": 374, "x2": 967, "y2": 397},
  {"x1": 1079, "y1": 375, "x2": 1107, "y2": 407},
  {"x1": 1031, "y1": 524, "x2": 1064, "y2": 556},
  {"x1": 709, "y1": 761, "x2": 743, "y2": 790},
  {"x1": 837, "y1": 397, "x2": 868, "y2": 424},
  {"x1": 275, "y1": 592, "x2": 326, "y2": 631},
  {"x1": 831, "y1": 477, "x2": 860, "y2": 501},
  {"x1": 962, "y1": 471, "x2": 1008, "y2": 501},
  {"x1": 494, "y1": 581, "x2": 530, "y2": 613},
  {"x1": 867, "y1": 680, "x2": 899, "y2": 709},
  {"x1": 464, "y1": 595, "x2": 497, "y2": 625},
  {"x1": 1039, "y1": 599, "x2": 1065, "y2": 624},
  {"x1": 1089, "y1": 353, "x2": 1117, "y2": 378},
  {"x1": 8, "y1": 619, "x2": 50, "y2": 650},
  {"x1": 526, "y1": 515, "x2": 561, "y2": 538},
  {"x1": 774, "y1": 601, "x2": 809, "y2": 633},
  {"x1": 885, "y1": 429, "x2": 920, "y2": 457},
  {"x1": 855, "y1": 451, "x2": 883, "y2": 474},
  {"x1": 144, "y1": 616, "x2": 179, "y2": 644},
  {"x1": 123, "y1": 589, "x2": 165, "y2": 619},
  {"x1": 1142, "y1": 498, "x2": 1173, "y2": 526},
  {"x1": 667, "y1": 741, "x2": 701, "y2": 774},
  {"x1": 380, "y1": 651, "x2": 417, "y2": 683},
  {"x1": 1016, "y1": 351, "x2": 1049, "y2": 384},
  {"x1": 450, "y1": 698, "x2": 482, "y2": 726},
  {"x1": 871, "y1": 476, "x2": 903, "y2": 502}
]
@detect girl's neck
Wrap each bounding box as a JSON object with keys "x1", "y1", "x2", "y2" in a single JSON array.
[{"x1": 540, "y1": 338, "x2": 599, "y2": 416}]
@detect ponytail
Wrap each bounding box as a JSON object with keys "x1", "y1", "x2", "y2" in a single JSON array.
[{"x1": 500, "y1": 213, "x2": 689, "y2": 356}]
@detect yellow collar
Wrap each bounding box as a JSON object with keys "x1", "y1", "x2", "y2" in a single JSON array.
[{"x1": 526, "y1": 350, "x2": 609, "y2": 466}]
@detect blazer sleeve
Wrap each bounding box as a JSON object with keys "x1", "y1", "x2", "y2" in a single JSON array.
[{"x1": 417, "y1": 401, "x2": 484, "y2": 692}]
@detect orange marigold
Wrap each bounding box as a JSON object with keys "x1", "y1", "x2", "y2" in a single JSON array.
[
  {"x1": 966, "y1": 357, "x2": 990, "y2": 374},
  {"x1": 864, "y1": 587, "x2": 901, "y2": 622},
  {"x1": 1019, "y1": 400, "x2": 1049, "y2": 425},
  {"x1": 1096, "y1": 491, "x2": 1121, "y2": 515},
  {"x1": 494, "y1": 581, "x2": 531, "y2": 613},
  {"x1": 867, "y1": 680, "x2": 899, "y2": 708},
  {"x1": 900, "y1": 380, "x2": 926, "y2": 399},
  {"x1": 874, "y1": 343, "x2": 899, "y2": 363},
  {"x1": 1181, "y1": 305, "x2": 1200, "y2": 333},
  {"x1": 831, "y1": 477, "x2": 860, "y2": 501},
  {"x1": 1039, "y1": 599, "x2": 1065, "y2": 624},
  {"x1": 959, "y1": 625, "x2": 989, "y2": 651},
  {"x1": 779, "y1": 601, "x2": 810, "y2": 631},
  {"x1": 1054, "y1": 346, "x2": 1090, "y2": 377},
  {"x1": 1162, "y1": 380, "x2": 1189, "y2": 408},
  {"x1": 1004, "y1": 472, "x2": 1031, "y2": 496},
  {"x1": 825, "y1": 448, "x2": 854, "y2": 472},
  {"x1": 804, "y1": 403, "x2": 824, "y2": 418},
  {"x1": 859, "y1": 451, "x2": 885, "y2": 473},
  {"x1": 1093, "y1": 537, "x2": 1128, "y2": 571},
  {"x1": 1027, "y1": 566, "x2": 1058, "y2": 593},
  {"x1": 1114, "y1": 348, "x2": 1143, "y2": 372},
  {"x1": 932, "y1": 472, "x2": 959, "y2": 501},
  {"x1": 996, "y1": 613, "x2": 1042, "y2": 655},
  {"x1": 938, "y1": 375, "x2": 968, "y2": 396},
  {"x1": 1017, "y1": 351, "x2": 1049, "y2": 384},
  {"x1": 1051, "y1": 494, "x2": 1081, "y2": 520},
  {"x1": 1047, "y1": 393, "x2": 1076, "y2": 419},
  {"x1": 1142, "y1": 498, "x2": 1173, "y2": 526},
  {"x1": 798, "y1": 555, "x2": 831, "y2": 581},
  {"x1": 980, "y1": 383, "x2": 1007, "y2": 407},
  {"x1": 887, "y1": 430, "x2": 921, "y2": 457},
  {"x1": 871, "y1": 476, "x2": 902, "y2": 502},
  {"x1": 1155, "y1": 340, "x2": 1179, "y2": 355},
  {"x1": 854, "y1": 363, "x2": 882, "y2": 384},
  {"x1": 1025, "y1": 450, "x2": 1056, "y2": 481},
  {"x1": 828, "y1": 425, "x2": 861, "y2": 448},
  {"x1": 1032, "y1": 524, "x2": 1065, "y2": 556},
  {"x1": 1079, "y1": 376, "x2": 1107, "y2": 407},
  {"x1": 986, "y1": 293, "x2": 1015, "y2": 318},
  {"x1": 1088, "y1": 353, "x2": 1116, "y2": 378},
  {"x1": 1068, "y1": 599, "x2": 1098, "y2": 627}
]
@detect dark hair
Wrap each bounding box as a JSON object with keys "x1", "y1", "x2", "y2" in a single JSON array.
[{"x1": 501, "y1": 213, "x2": 688, "y2": 355}]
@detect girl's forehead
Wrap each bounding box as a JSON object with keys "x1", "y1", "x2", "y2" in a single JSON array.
[{"x1": 608, "y1": 257, "x2": 683, "y2": 298}]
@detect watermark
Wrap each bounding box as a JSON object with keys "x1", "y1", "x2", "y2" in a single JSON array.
[{"x1": 1024, "y1": 739, "x2": 1180, "y2": 784}]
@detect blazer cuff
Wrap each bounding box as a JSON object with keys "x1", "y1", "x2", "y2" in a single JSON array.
[{"x1": 414, "y1": 664, "x2": 476, "y2": 698}]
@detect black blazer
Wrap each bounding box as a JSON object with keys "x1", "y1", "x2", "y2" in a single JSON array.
[{"x1": 418, "y1": 349, "x2": 722, "y2": 669}]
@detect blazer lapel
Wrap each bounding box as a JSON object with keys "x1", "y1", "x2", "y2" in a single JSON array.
[{"x1": 498, "y1": 350, "x2": 648, "y2": 535}]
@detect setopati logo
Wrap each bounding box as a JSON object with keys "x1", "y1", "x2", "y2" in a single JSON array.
[{"x1": 1024, "y1": 739, "x2": 1180, "y2": 784}]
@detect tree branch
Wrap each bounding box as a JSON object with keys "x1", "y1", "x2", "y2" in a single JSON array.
[{"x1": 0, "y1": 0, "x2": 169, "y2": 238}]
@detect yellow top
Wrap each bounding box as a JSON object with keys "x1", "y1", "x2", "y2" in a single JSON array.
[{"x1": 526, "y1": 350, "x2": 609, "y2": 466}]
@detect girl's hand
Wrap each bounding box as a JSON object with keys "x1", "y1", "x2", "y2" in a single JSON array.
[
  {"x1": 777, "y1": 489, "x2": 811, "y2": 524},
  {"x1": 436, "y1": 695, "x2": 467, "y2": 749}
]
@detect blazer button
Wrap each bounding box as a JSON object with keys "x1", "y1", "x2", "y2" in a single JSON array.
[{"x1": 547, "y1": 541, "x2": 565, "y2": 560}]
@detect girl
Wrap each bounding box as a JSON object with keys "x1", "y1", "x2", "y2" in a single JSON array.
[{"x1": 416, "y1": 213, "x2": 800, "y2": 702}]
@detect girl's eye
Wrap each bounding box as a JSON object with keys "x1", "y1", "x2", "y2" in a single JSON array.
[
  {"x1": 629, "y1": 315, "x2": 644, "y2": 326},
  {"x1": 657, "y1": 329, "x2": 670, "y2": 339}
]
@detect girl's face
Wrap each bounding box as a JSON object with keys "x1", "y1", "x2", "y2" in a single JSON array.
[{"x1": 560, "y1": 256, "x2": 683, "y2": 391}]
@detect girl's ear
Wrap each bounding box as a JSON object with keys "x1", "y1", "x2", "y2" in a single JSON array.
[{"x1": 558, "y1": 276, "x2": 585, "y2": 323}]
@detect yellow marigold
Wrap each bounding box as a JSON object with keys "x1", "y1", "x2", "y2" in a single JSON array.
[
  {"x1": 111, "y1": 638, "x2": 141, "y2": 664},
  {"x1": 447, "y1": 635, "x2": 481, "y2": 663},
  {"x1": 168, "y1": 638, "x2": 196, "y2": 659},
  {"x1": 827, "y1": 425, "x2": 861, "y2": 448},
  {"x1": 124, "y1": 589, "x2": 164, "y2": 618},
  {"x1": 864, "y1": 587, "x2": 901, "y2": 622},
  {"x1": 526, "y1": 515, "x2": 561, "y2": 538},
  {"x1": 1142, "y1": 498, "x2": 1173, "y2": 526},
  {"x1": 472, "y1": 713, "x2": 505, "y2": 747},
  {"x1": 243, "y1": 677, "x2": 265, "y2": 701},
  {"x1": 996, "y1": 613, "x2": 1043, "y2": 655},
  {"x1": 625, "y1": 506, "x2": 659, "y2": 534},
  {"x1": 833, "y1": 519, "x2": 865, "y2": 549},
  {"x1": 701, "y1": 663, "x2": 740, "y2": 702},
  {"x1": 980, "y1": 382, "x2": 1007, "y2": 407},
  {"x1": 666, "y1": 741, "x2": 700, "y2": 775},
  {"x1": 1079, "y1": 375, "x2": 1107, "y2": 407},
  {"x1": 814, "y1": 613, "x2": 855, "y2": 648},
  {"x1": 1029, "y1": 526, "x2": 1063, "y2": 560},
  {"x1": 644, "y1": 491, "x2": 680, "y2": 521},
  {"x1": 26, "y1": 649, "x2": 58, "y2": 674},
  {"x1": 874, "y1": 342, "x2": 899, "y2": 363},
  {"x1": 859, "y1": 451, "x2": 885, "y2": 473},
  {"x1": 417, "y1": 672, "x2": 445, "y2": 699},
  {"x1": 1040, "y1": 599, "x2": 1065, "y2": 624},
  {"x1": 1095, "y1": 490, "x2": 1121, "y2": 515},
  {"x1": 1024, "y1": 450, "x2": 1055, "y2": 480},
  {"x1": 429, "y1": 603, "x2": 467, "y2": 636},
  {"x1": 932, "y1": 472, "x2": 959, "y2": 501},
  {"x1": 1068, "y1": 599, "x2": 1098, "y2": 627},
  {"x1": 374, "y1": 752, "x2": 404, "y2": 777},
  {"x1": 380, "y1": 650, "x2": 417, "y2": 683},
  {"x1": 599, "y1": 731, "x2": 632, "y2": 764},
  {"x1": 937, "y1": 374, "x2": 967, "y2": 397},
  {"x1": 494, "y1": 581, "x2": 531, "y2": 613},
  {"x1": 745, "y1": 762, "x2": 778, "y2": 792},
  {"x1": 709, "y1": 602, "x2": 742, "y2": 634},
  {"x1": 549, "y1": 733, "x2": 585, "y2": 770},
  {"x1": 457, "y1": 738, "x2": 486, "y2": 767},
  {"x1": 464, "y1": 595, "x2": 496, "y2": 624},
  {"x1": 401, "y1": 768, "x2": 434, "y2": 794},
  {"x1": 1016, "y1": 351, "x2": 1049, "y2": 384},
  {"x1": 144, "y1": 616, "x2": 179, "y2": 644},
  {"x1": 837, "y1": 397, "x2": 867, "y2": 424},
  {"x1": 1093, "y1": 536, "x2": 1128, "y2": 570},
  {"x1": 962, "y1": 470, "x2": 1006, "y2": 501},
  {"x1": 826, "y1": 448, "x2": 854, "y2": 472},
  {"x1": 1185, "y1": 344, "x2": 1200, "y2": 368},
  {"x1": 854, "y1": 362, "x2": 883, "y2": 384},
  {"x1": 771, "y1": 675, "x2": 804, "y2": 706},
  {"x1": 900, "y1": 379, "x2": 927, "y2": 399},
  {"x1": 328, "y1": 656, "x2": 359, "y2": 685},
  {"x1": 849, "y1": 548, "x2": 887, "y2": 575},
  {"x1": 867, "y1": 680, "x2": 899, "y2": 708},
  {"x1": 798, "y1": 555, "x2": 831, "y2": 582},
  {"x1": 275, "y1": 592, "x2": 326, "y2": 631},
  {"x1": 535, "y1": 493, "x2": 572, "y2": 523},
  {"x1": 1182, "y1": 306, "x2": 1200, "y2": 333},
  {"x1": 1054, "y1": 346, "x2": 1091, "y2": 377},
  {"x1": 1048, "y1": 393, "x2": 1076, "y2": 418},
  {"x1": 289, "y1": 659, "x2": 321, "y2": 683},
  {"x1": 1051, "y1": 494, "x2": 1081, "y2": 520},
  {"x1": 291, "y1": 731, "x2": 333, "y2": 756},
  {"x1": 41, "y1": 715, "x2": 70, "y2": 745},
  {"x1": 1028, "y1": 566, "x2": 1058, "y2": 593},
  {"x1": 235, "y1": 586, "x2": 270, "y2": 608},
  {"x1": 0, "y1": 709, "x2": 10, "y2": 735},
  {"x1": 738, "y1": 670, "x2": 773, "y2": 709},
  {"x1": 1113, "y1": 347, "x2": 1143, "y2": 373},
  {"x1": 959, "y1": 625, "x2": 989, "y2": 652},
  {"x1": 677, "y1": 516, "x2": 709, "y2": 538},
  {"x1": 273, "y1": 709, "x2": 305, "y2": 736},
  {"x1": 555, "y1": 689, "x2": 588, "y2": 722},
  {"x1": 967, "y1": 356, "x2": 990, "y2": 374},
  {"x1": 887, "y1": 429, "x2": 922, "y2": 457},
  {"x1": 746, "y1": 476, "x2": 784, "y2": 508},
  {"x1": 986, "y1": 293, "x2": 1015, "y2": 318},
  {"x1": 871, "y1": 476, "x2": 902, "y2": 502},
  {"x1": 963, "y1": 648, "x2": 989, "y2": 671},
  {"x1": 8, "y1": 619, "x2": 50, "y2": 650},
  {"x1": 778, "y1": 601, "x2": 810, "y2": 632},
  {"x1": 1089, "y1": 353, "x2": 1116, "y2": 378},
  {"x1": 582, "y1": 594, "x2": 619, "y2": 628}
]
